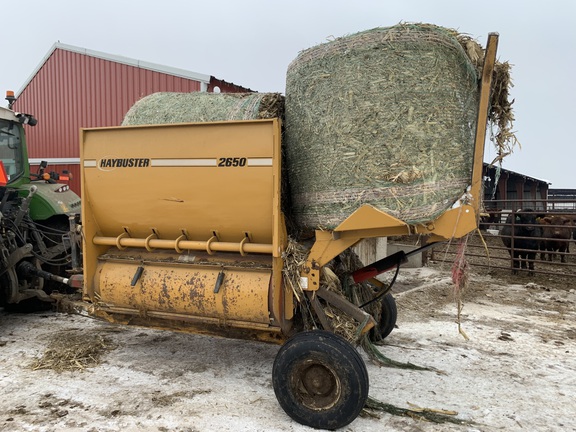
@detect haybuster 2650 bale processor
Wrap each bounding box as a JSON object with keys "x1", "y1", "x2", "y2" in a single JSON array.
[{"x1": 74, "y1": 33, "x2": 499, "y2": 430}]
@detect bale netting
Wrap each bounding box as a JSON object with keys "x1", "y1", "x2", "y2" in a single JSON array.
[
  {"x1": 284, "y1": 23, "x2": 481, "y2": 231},
  {"x1": 122, "y1": 92, "x2": 284, "y2": 125}
]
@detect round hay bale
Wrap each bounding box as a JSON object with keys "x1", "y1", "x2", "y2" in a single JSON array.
[
  {"x1": 122, "y1": 92, "x2": 284, "y2": 125},
  {"x1": 284, "y1": 24, "x2": 480, "y2": 230}
]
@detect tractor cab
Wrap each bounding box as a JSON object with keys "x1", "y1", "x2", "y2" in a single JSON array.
[
  {"x1": 2, "y1": 91, "x2": 80, "y2": 221},
  {"x1": 0, "y1": 103, "x2": 33, "y2": 185}
]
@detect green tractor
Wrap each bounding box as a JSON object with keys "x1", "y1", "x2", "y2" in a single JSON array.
[{"x1": 0, "y1": 91, "x2": 81, "y2": 309}]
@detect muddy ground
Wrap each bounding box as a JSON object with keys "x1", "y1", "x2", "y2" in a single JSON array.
[{"x1": 1, "y1": 257, "x2": 575, "y2": 431}]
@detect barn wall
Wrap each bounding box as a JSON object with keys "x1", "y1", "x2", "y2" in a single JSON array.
[
  {"x1": 483, "y1": 164, "x2": 549, "y2": 213},
  {"x1": 12, "y1": 47, "x2": 251, "y2": 196},
  {"x1": 15, "y1": 49, "x2": 204, "y2": 161}
]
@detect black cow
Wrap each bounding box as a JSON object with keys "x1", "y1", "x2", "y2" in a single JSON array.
[
  {"x1": 480, "y1": 207, "x2": 502, "y2": 230},
  {"x1": 501, "y1": 209, "x2": 541, "y2": 275}
]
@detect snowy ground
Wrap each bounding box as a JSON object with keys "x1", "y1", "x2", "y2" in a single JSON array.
[{"x1": 1, "y1": 267, "x2": 575, "y2": 432}]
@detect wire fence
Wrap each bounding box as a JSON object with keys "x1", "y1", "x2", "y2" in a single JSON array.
[{"x1": 429, "y1": 199, "x2": 576, "y2": 278}]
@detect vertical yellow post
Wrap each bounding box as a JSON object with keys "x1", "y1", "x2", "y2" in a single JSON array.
[{"x1": 470, "y1": 33, "x2": 499, "y2": 215}]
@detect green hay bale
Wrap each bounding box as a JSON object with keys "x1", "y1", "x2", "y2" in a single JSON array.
[
  {"x1": 284, "y1": 24, "x2": 480, "y2": 230},
  {"x1": 122, "y1": 92, "x2": 284, "y2": 125}
]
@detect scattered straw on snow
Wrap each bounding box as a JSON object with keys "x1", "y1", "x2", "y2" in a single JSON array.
[{"x1": 29, "y1": 330, "x2": 116, "y2": 373}]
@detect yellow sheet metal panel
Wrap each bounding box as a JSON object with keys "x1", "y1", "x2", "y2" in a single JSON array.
[
  {"x1": 94, "y1": 258, "x2": 272, "y2": 324},
  {"x1": 80, "y1": 119, "x2": 282, "y2": 303},
  {"x1": 81, "y1": 119, "x2": 279, "y2": 244}
]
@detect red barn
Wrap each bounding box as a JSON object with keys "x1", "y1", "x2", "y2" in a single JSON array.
[{"x1": 11, "y1": 42, "x2": 253, "y2": 194}]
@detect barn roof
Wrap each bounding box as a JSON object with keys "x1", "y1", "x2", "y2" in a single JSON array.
[
  {"x1": 16, "y1": 42, "x2": 212, "y2": 96},
  {"x1": 484, "y1": 162, "x2": 551, "y2": 185}
]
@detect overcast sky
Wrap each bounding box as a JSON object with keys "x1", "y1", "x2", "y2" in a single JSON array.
[{"x1": 2, "y1": 0, "x2": 574, "y2": 188}]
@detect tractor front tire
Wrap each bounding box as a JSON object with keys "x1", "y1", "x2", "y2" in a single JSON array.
[{"x1": 272, "y1": 330, "x2": 368, "y2": 430}]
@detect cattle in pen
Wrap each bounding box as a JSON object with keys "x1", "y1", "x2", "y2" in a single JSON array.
[
  {"x1": 539, "y1": 215, "x2": 572, "y2": 263},
  {"x1": 501, "y1": 209, "x2": 541, "y2": 275}
]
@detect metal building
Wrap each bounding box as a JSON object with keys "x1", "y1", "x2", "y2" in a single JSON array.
[
  {"x1": 11, "y1": 42, "x2": 253, "y2": 194},
  {"x1": 483, "y1": 163, "x2": 550, "y2": 211}
]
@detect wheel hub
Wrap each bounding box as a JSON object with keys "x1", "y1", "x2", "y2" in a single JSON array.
[{"x1": 295, "y1": 361, "x2": 341, "y2": 410}]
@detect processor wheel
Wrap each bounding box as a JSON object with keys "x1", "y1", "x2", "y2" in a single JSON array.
[
  {"x1": 370, "y1": 292, "x2": 398, "y2": 342},
  {"x1": 272, "y1": 330, "x2": 368, "y2": 430}
]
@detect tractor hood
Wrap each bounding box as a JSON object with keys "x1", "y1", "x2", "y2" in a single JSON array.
[{"x1": 19, "y1": 182, "x2": 82, "y2": 220}]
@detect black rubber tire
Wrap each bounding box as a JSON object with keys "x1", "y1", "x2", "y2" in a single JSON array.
[
  {"x1": 272, "y1": 330, "x2": 369, "y2": 430},
  {"x1": 370, "y1": 292, "x2": 398, "y2": 342},
  {"x1": 0, "y1": 269, "x2": 53, "y2": 312}
]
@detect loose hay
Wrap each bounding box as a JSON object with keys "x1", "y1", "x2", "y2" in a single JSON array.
[
  {"x1": 122, "y1": 92, "x2": 284, "y2": 125},
  {"x1": 282, "y1": 238, "x2": 435, "y2": 371},
  {"x1": 454, "y1": 31, "x2": 517, "y2": 164},
  {"x1": 363, "y1": 397, "x2": 473, "y2": 425},
  {"x1": 284, "y1": 23, "x2": 513, "y2": 231},
  {"x1": 30, "y1": 330, "x2": 116, "y2": 373}
]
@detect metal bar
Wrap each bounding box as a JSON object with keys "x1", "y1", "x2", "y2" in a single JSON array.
[
  {"x1": 442, "y1": 261, "x2": 576, "y2": 278},
  {"x1": 351, "y1": 240, "x2": 442, "y2": 284},
  {"x1": 306, "y1": 292, "x2": 332, "y2": 332},
  {"x1": 92, "y1": 236, "x2": 274, "y2": 254},
  {"x1": 94, "y1": 305, "x2": 282, "y2": 332},
  {"x1": 316, "y1": 287, "x2": 376, "y2": 335},
  {"x1": 352, "y1": 251, "x2": 407, "y2": 283},
  {"x1": 470, "y1": 32, "x2": 499, "y2": 215},
  {"x1": 439, "y1": 249, "x2": 576, "y2": 269}
]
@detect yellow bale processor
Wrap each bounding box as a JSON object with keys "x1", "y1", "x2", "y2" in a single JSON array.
[{"x1": 71, "y1": 34, "x2": 499, "y2": 430}]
